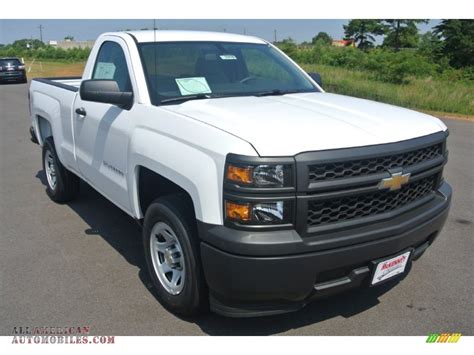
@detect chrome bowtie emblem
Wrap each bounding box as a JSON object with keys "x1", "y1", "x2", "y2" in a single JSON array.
[{"x1": 378, "y1": 171, "x2": 411, "y2": 191}]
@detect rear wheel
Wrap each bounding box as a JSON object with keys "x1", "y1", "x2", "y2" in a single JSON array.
[
  {"x1": 42, "y1": 137, "x2": 79, "y2": 203},
  {"x1": 30, "y1": 126, "x2": 38, "y2": 144},
  {"x1": 143, "y1": 195, "x2": 207, "y2": 316}
]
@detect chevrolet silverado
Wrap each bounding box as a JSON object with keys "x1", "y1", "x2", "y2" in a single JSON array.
[{"x1": 29, "y1": 30, "x2": 452, "y2": 317}]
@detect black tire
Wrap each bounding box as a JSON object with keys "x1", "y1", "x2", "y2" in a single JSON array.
[
  {"x1": 42, "y1": 137, "x2": 79, "y2": 203},
  {"x1": 30, "y1": 126, "x2": 38, "y2": 144},
  {"x1": 143, "y1": 194, "x2": 208, "y2": 316}
]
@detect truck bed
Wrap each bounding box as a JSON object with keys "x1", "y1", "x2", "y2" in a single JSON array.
[
  {"x1": 32, "y1": 76, "x2": 82, "y2": 91},
  {"x1": 29, "y1": 76, "x2": 83, "y2": 171}
]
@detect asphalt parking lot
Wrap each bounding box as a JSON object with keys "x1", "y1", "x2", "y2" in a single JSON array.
[{"x1": 1, "y1": 82, "x2": 473, "y2": 335}]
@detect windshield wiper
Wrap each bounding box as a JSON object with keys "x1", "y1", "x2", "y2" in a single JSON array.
[
  {"x1": 254, "y1": 89, "x2": 302, "y2": 97},
  {"x1": 160, "y1": 90, "x2": 304, "y2": 103},
  {"x1": 160, "y1": 94, "x2": 211, "y2": 104}
]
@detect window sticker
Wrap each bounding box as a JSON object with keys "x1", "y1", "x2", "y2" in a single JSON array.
[
  {"x1": 94, "y1": 62, "x2": 116, "y2": 79},
  {"x1": 219, "y1": 54, "x2": 237, "y2": 60},
  {"x1": 175, "y1": 77, "x2": 212, "y2": 96}
]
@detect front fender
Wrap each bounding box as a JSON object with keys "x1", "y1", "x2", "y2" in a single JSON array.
[{"x1": 128, "y1": 125, "x2": 256, "y2": 224}]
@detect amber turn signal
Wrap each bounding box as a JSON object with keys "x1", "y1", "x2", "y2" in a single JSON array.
[
  {"x1": 226, "y1": 164, "x2": 253, "y2": 184},
  {"x1": 225, "y1": 201, "x2": 251, "y2": 221}
]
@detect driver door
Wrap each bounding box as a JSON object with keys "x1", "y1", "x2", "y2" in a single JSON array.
[{"x1": 73, "y1": 39, "x2": 134, "y2": 212}]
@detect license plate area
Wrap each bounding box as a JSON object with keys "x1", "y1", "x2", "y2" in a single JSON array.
[{"x1": 371, "y1": 250, "x2": 412, "y2": 286}]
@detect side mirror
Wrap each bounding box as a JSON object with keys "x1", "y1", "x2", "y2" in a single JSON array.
[
  {"x1": 307, "y1": 72, "x2": 323, "y2": 88},
  {"x1": 80, "y1": 80, "x2": 133, "y2": 109}
]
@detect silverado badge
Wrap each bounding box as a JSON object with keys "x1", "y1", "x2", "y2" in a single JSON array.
[{"x1": 378, "y1": 171, "x2": 411, "y2": 191}]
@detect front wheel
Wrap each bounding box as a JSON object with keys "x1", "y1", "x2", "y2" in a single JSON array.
[{"x1": 143, "y1": 195, "x2": 207, "y2": 316}]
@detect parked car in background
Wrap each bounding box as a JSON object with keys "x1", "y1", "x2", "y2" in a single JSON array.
[{"x1": 0, "y1": 57, "x2": 27, "y2": 83}]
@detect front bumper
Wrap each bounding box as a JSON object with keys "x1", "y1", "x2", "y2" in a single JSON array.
[{"x1": 198, "y1": 182, "x2": 451, "y2": 317}]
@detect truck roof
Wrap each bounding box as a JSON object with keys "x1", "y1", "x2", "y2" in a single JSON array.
[{"x1": 119, "y1": 30, "x2": 267, "y2": 44}]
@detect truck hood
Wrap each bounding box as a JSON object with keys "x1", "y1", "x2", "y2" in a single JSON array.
[{"x1": 162, "y1": 92, "x2": 447, "y2": 156}]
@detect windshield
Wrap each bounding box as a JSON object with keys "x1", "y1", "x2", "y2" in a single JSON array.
[
  {"x1": 137, "y1": 41, "x2": 318, "y2": 105},
  {"x1": 0, "y1": 59, "x2": 22, "y2": 67}
]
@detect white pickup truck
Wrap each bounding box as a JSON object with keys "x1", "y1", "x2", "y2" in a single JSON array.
[{"x1": 29, "y1": 30, "x2": 451, "y2": 317}]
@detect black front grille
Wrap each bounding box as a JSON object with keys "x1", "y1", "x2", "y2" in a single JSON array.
[
  {"x1": 308, "y1": 143, "x2": 442, "y2": 183},
  {"x1": 307, "y1": 175, "x2": 437, "y2": 227}
]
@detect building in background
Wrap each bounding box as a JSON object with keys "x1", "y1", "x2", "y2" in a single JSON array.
[{"x1": 48, "y1": 40, "x2": 95, "y2": 49}]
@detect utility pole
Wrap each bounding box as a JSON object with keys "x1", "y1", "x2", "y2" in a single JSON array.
[
  {"x1": 38, "y1": 24, "x2": 44, "y2": 43},
  {"x1": 273, "y1": 29, "x2": 277, "y2": 43}
]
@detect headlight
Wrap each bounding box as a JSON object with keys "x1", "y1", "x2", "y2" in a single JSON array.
[
  {"x1": 225, "y1": 200, "x2": 293, "y2": 225},
  {"x1": 224, "y1": 154, "x2": 295, "y2": 228},
  {"x1": 225, "y1": 163, "x2": 293, "y2": 188},
  {"x1": 253, "y1": 165, "x2": 285, "y2": 187},
  {"x1": 252, "y1": 201, "x2": 285, "y2": 223}
]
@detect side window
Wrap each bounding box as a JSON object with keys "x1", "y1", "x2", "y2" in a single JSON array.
[
  {"x1": 241, "y1": 47, "x2": 293, "y2": 83},
  {"x1": 92, "y1": 41, "x2": 132, "y2": 92}
]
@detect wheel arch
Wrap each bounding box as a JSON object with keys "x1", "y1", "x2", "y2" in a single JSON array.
[
  {"x1": 132, "y1": 164, "x2": 201, "y2": 224},
  {"x1": 35, "y1": 114, "x2": 53, "y2": 146}
]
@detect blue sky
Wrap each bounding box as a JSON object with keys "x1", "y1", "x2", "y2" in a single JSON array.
[{"x1": 0, "y1": 19, "x2": 440, "y2": 45}]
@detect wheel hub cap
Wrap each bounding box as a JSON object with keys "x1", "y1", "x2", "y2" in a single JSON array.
[
  {"x1": 149, "y1": 222, "x2": 185, "y2": 295},
  {"x1": 44, "y1": 150, "x2": 57, "y2": 190},
  {"x1": 164, "y1": 247, "x2": 180, "y2": 267}
]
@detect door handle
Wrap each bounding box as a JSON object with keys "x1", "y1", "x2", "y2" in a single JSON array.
[{"x1": 75, "y1": 107, "x2": 87, "y2": 117}]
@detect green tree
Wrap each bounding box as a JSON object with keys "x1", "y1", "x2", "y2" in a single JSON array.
[
  {"x1": 418, "y1": 31, "x2": 443, "y2": 60},
  {"x1": 276, "y1": 38, "x2": 298, "y2": 58},
  {"x1": 382, "y1": 20, "x2": 428, "y2": 50},
  {"x1": 64, "y1": 35, "x2": 74, "y2": 41},
  {"x1": 312, "y1": 32, "x2": 332, "y2": 45},
  {"x1": 11, "y1": 39, "x2": 45, "y2": 50},
  {"x1": 434, "y1": 20, "x2": 474, "y2": 68},
  {"x1": 343, "y1": 20, "x2": 385, "y2": 50}
]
